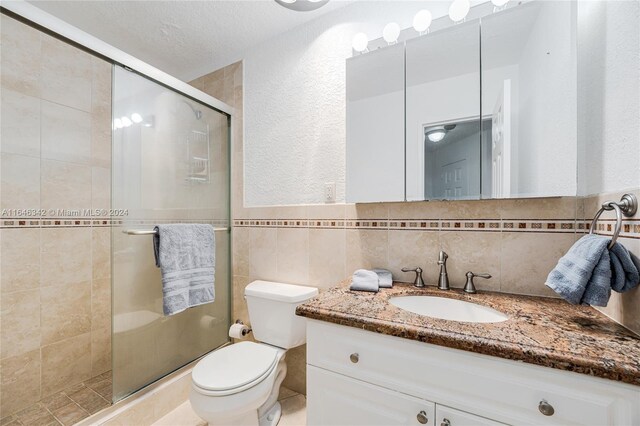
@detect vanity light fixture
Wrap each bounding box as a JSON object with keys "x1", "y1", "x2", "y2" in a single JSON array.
[
  {"x1": 274, "y1": 0, "x2": 329, "y2": 12},
  {"x1": 413, "y1": 10, "x2": 433, "y2": 35},
  {"x1": 352, "y1": 32, "x2": 369, "y2": 53},
  {"x1": 121, "y1": 116, "x2": 133, "y2": 127},
  {"x1": 383, "y1": 22, "x2": 401, "y2": 45},
  {"x1": 449, "y1": 0, "x2": 470, "y2": 23},
  {"x1": 491, "y1": 0, "x2": 510, "y2": 11},
  {"x1": 113, "y1": 118, "x2": 123, "y2": 129}
]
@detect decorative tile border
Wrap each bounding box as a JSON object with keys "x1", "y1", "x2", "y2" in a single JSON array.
[
  {"x1": 233, "y1": 218, "x2": 640, "y2": 240},
  {"x1": 0, "y1": 217, "x2": 229, "y2": 229}
]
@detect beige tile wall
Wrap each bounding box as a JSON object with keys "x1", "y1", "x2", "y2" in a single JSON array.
[
  {"x1": 0, "y1": 15, "x2": 112, "y2": 416},
  {"x1": 192, "y1": 58, "x2": 640, "y2": 397}
]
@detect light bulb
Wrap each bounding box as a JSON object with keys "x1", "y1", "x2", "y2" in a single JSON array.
[
  {"x1": 131, "y1": 113, "x2": 143, "y2": 124},
  {"x1": 491, "y1": 0, "x2": 509, "y2": 6},
  {"x1": 383, "y1": 22, "x2": 400, "y2": 44},
  {"x1": 413, "y1": 10, "x2": 432, "y2": 34},
  {"x1": 121, "y1": 116, "x2": 132, "y2": 127},
  {"x1": 427, "y1": 130, "x2": 446, "y2": 143},
  {"x1": 449, "y1": 0, "x2": 470, "y2": 22},
  {"x1": 352, "y1": 32, "x2": 368, "y2": 52},
  {"x1": 280, "y1": 0, "x2": 296, "y2": 3},
  {"x1": 113, "y1": 118, "x2": 123, "y2": 129}
]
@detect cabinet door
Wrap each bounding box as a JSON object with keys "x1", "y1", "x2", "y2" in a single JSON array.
[
  {"x1": 436, "y1": 405, "x2": 507, "y2": 426},
  {"x1": 308, "y1": 365, "x2": 435, "y2": 426},
  {"x1": 346, "y1": 43, "x2": 405, "y2": 203}
]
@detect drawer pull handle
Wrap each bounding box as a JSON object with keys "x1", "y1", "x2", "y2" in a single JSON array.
[
  {"x1": 440, "y1": 419, "x2": 451, "y2": 426},
  {"x1": 416, "y1": 410, "x2": 429, "y2": 424},
  {"x1": 538, "y1": 400, "x2": 555, "y2": 416},
  {"x1": 349, "y1": 353, "x2": 359, "y2": 363}
]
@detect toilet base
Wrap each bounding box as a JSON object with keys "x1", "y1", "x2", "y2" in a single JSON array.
[{"x1": 258, "y1": 401, "x2": 281, "y2": 426}]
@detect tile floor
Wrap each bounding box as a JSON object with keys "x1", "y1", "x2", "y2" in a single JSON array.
[
  {"x1": 1, "y1": 372, "x2": 112, "y2": 426},
  {"x1": 152, "y1": 386, "x2": 306, "y2": 426}
]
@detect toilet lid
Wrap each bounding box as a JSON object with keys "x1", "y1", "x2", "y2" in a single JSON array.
[{"x1": 192, "y1": 342, "x2": 279, "y2": 392}]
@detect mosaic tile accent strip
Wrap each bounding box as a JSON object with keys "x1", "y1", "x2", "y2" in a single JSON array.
[
  {"x1": 585, "y1": 219, "x2": 640, "y2": 240},
  {"x1": 233, "y1": 218, "x2": 640, "y2": 240},
  {"x1": 0, "y1": 218, "x2": 229, "y2": 229}
]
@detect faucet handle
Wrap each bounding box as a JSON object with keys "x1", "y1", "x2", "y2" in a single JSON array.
[
  {"x1": 401, "y1": 267, "x2": 425, "y2": 288},
  {"x1": 464, "y1": 271, "x2": 491, "y2": 294}
]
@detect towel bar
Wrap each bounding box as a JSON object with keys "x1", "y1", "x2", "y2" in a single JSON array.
[
  {"x1": 589, "y1": 193, "x2": 637, "y2": 249},
  {"x1": 123, "y1": 227, "x2": 228, "y2": 235}
]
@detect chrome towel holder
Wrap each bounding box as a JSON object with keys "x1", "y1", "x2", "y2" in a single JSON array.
[{"x1": 589, "y1": 193, "x2": 637, "y2": 249}]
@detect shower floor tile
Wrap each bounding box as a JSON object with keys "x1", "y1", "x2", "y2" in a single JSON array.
[{"x1": 1, "y1": 371, "x2": 112, "y2": 426}]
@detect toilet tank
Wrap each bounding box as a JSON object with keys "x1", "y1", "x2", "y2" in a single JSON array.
[{"x1": 244, "y1": 280, "x2": 318, "y2": 349}]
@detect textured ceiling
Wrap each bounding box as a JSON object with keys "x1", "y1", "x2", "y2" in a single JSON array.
[{"x1": 27, "y1": 0, "x2": 352, "y2": 80}]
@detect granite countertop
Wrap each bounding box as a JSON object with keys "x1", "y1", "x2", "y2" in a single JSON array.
[{"x1": 295, "y1": 281, "x2": 640, "y2": 386}]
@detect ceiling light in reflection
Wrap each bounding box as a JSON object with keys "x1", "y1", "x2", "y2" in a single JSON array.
[
  {"x1": 427, "y1": 129, "x2": 447, "y2": 143},
  {"x1": 131, "y1": 113, "x2": 143, "y2": 124},
  {"x1": 121, "y1": 116, "x2": 132, "y2": 127},
  {"x1": 113, "y1": 118, "x2": 123, "y2": 129}
]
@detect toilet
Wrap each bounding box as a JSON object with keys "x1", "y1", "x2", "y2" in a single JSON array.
[{"x1": 190, "y1": 280, "x2": 318, "y2": 426}]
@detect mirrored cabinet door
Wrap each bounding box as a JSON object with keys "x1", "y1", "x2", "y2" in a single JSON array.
[
  {"x1": 346, "y1": 43, "x2": 405, "y2": 203},
  {"x1": 481, "y1": 1, "x2": 577, "y2": 198},
  {"x1": 405, "y1": 21, "x2": 481, "y2": 201}
]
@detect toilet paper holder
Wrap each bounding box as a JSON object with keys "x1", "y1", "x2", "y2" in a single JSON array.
[{"x1": 234, "y1": 319, "x2": 252, "y2": 337}]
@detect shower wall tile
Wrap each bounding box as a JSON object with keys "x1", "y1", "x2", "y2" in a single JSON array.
[
  {"x1": 0, "y1": 228, "x2": 40, "y2": 294},
  {"x1": 92, "y1": 228, "x2": 111, "y2": 281},
  {"x1": 40, "y1": 159, "x2": 92, "y2": 211},
  {"x1": 92, "y1": 278, "x2": 111, "y2": 331},
  {"x1": 232, "y1": 226, "x2": 250, "y2": 276},
  {"x1": 0, "y1": 289, "x2": 41, "y2": 359},
  {"x1": 0, "y1": 88, "x2": 41, "y2": 157},
  {"x1": 41, "y1": 333, "x2": 92, "y2": 397},
  {"x1": 0, "y1": 350, "x2": 42, "y2": 415},
  {"x1": 41, "y1": 100, "x2": 92, "y2": 165},
  {"x1": 92, "y1": 167, "x2": 111, "y2": 211},
  {"x1": 40, "y1": 227, "x2": 92, "y2": 288},
  {"x1": 41, "y1": 281, "x2": 92, "y2": 345},
  {"x1": 91, "y1": 325, "x2": 112, "y2": 377},
  {"x1": 0, "y1": 153, "x2": 41, "y2": 210},
  {"x1": 40, "y1": 34, "x2": 92, "y2": 112},
  {"x1": 0, "y1": 15, "x2": 114, "y2": 417},
  {"x1": 0, "y1": 14, "x2": 42, "y2": 97}
]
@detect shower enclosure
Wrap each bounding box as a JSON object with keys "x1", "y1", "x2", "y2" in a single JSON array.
[{"x1": 111, "y1": 66, "x2": 231, "y2": 401}]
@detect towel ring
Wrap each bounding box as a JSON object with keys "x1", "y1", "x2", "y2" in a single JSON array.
[{"x1": 589, "y1": 193, "x2": 637, "y2": 249}]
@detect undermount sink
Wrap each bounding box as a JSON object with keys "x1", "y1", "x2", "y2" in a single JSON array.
[{"x1": 389, "y1": 296, "x2": 509, "y2": 323}]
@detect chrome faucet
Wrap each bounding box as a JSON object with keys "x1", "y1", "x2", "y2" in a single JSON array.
[
  {"x1": 464, "y1": 271, "x2": 491, "y2": 294},
  {"x1": 437, "y1": 251, "x2": 450, "y2": 290},
  {"x1": 401, "y1": 267, "x2": 425, "y2": 288}
]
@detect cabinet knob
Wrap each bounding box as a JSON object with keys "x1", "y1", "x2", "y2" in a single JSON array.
[
  {"x1": 350, "y1": 353, "x2": 359, "y2": 363},
  {"x1": 416, "y1": 410, "x2": 429, "y2": 424},
  {"x1": 440, "y1": 419, "x2": 451, "y2": 426},
  {"x1": 538, "y1": 400, "x2": 555, "y2": 416}
]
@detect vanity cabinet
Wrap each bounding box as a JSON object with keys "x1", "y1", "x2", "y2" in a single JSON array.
[{"x1": 306, "y1": 320, "x2": 640, "y2": 426}]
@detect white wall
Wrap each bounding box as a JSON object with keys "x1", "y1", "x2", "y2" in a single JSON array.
[
  {"x1": 577, "y1": 0, "x2": 640, "y2": 196},
  {"x1": 243, "y1": 1, "x2": 453, "y2": 206}
]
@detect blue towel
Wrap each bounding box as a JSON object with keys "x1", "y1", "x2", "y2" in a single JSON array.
[
  {"x1": 153, "y1": 224, "x2": 215, "y2": 315},
  {"x1": 546, "y1": 234, "x2": 640, "y2": 306},
  {"x1": 350, "y1": 269, "x2": 379, "y2": 292},
  {"x1": 372, "y1": 268, "x2": 393, "y2": 288}
]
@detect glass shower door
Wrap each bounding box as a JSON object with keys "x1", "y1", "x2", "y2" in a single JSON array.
[{"x1": 111, "y1": 66, "x2": 231, "y2": 401}]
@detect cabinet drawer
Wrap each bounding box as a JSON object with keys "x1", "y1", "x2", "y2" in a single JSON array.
[
  {"x1": 308, "y1": 365, "x2": 435, "y2": 426},
  {"x1": 436, "y1": 405, "x2": 507, "y2": 426},
  {"x1": 307, "y1": 320, "x2": 639, "y2": 425}
]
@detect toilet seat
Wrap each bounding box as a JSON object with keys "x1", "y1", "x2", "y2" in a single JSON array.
[{"x1": 192, "y1": 342, "x2": 280, "y2": 396}]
